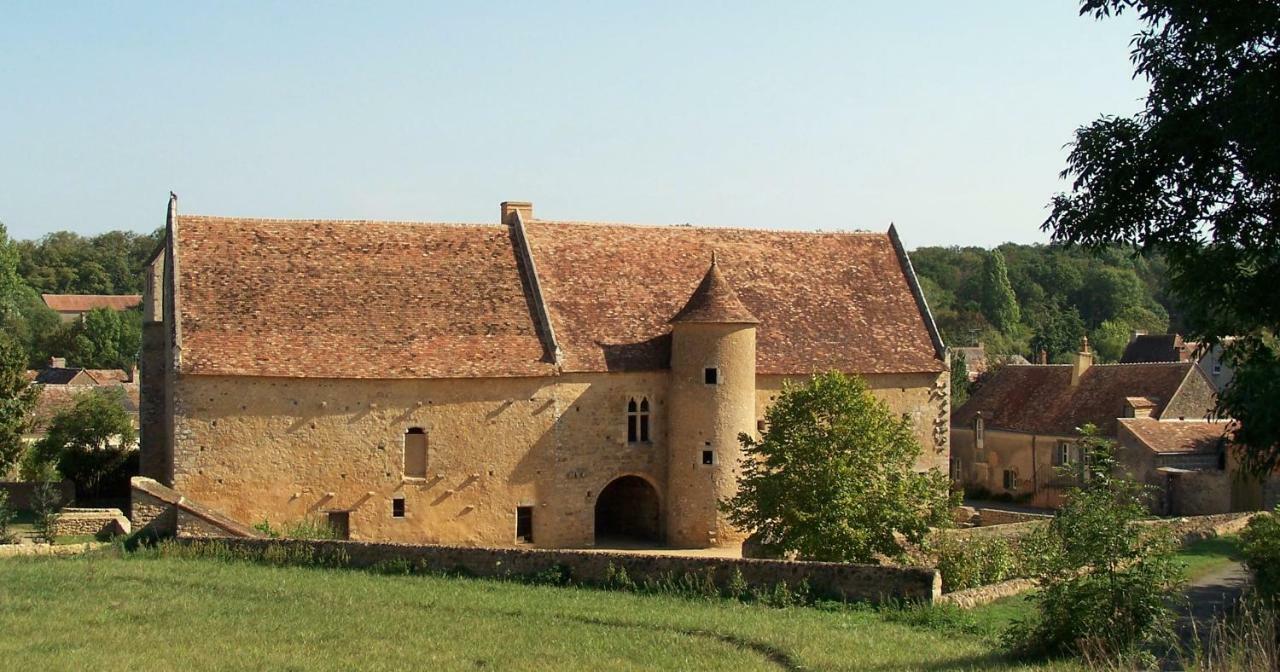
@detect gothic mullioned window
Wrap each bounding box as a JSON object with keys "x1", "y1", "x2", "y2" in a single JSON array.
[{"x1": 627, "y1": 397, "x2": 651, "y2": 443}]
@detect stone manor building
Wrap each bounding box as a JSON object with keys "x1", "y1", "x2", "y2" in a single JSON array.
[{"x1": 139, "y1": 198, "x2": 949, "y2": 549}]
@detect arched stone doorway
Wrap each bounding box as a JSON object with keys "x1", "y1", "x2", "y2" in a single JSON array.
[{"x1": 594, "y1": 475, "x2": 661, "y2": 544}]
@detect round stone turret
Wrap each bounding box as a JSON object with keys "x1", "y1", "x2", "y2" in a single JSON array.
[{"x1": 665, "y1": 254, "x2": 758, "y2": 548}]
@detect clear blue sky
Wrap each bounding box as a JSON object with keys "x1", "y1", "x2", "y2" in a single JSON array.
[{"x1": 0, "y1": 2, "x2": 1145, "y2": 249}]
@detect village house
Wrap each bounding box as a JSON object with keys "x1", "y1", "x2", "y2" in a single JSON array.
[
  {"x1": 951, "y1": 338, "x2": 1217, "y2": 508},
  {"x1": 138, "y1": 198, "x2": 949, "y2": 549},
  {"x1": 1121, "y1": 332, "x2": 1235, "y2": 393},
  {"x1": 41, "y1": 293, "x2": 142, "y2": 322}
]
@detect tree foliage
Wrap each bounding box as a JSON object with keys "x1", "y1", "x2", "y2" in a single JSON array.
[
  {"x1": 0, "y1": 330, "x2": 40, "y2": 476},
  {"x1": 16, "y1": 229, "x2": 161, "y2": 296},
  {"x1": 1005, "y1": 425, "x2": 1182, "y2": 660},
  {"x1": 950, "y1": 351, "x2": 971, "y2": 409},
  {"x1": 980, "y1": 250, "x2": 1020, "y2": 334},
  {"x1": 23, "y1": 387, "x2": 137, "y2": 501},
  {"x1": 721, "y1": 372, "x2": 958, "y2": 563},
  {"x1": 912, "y1": 243, "x2": 1170, "y2": 363},
  {"x1": 1046, "y1": 0, "x2": 1280, "y2": 472}
]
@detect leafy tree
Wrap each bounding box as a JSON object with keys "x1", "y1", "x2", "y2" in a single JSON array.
[
  {"x1": 16, "y1": 228, "x2": 161, "y2": 295},
  {"x1": 28, "y1": 463, "x2": 61, "y2": 545},
  {"x1": 1004, "y1": 425, "x2": 1182, "y2": 659},
  {"x1": 1091, "y1": 319, "x2": 1133, "y2": 363},
  {"x1": 0, "y1": 330, "x2": 40, "y2": 475},
  {"x1": 951, "y1": 351, "x2": 971, "y2": 408},
  {"x1": 23, "y1": 387, "x2": 137, "y2": 501},
  {"x1": 0, "y1": 490, "x2": 15, "y2": 544},
  {"x1": 50, "y1": 307, "x2": 143, "y2": 370},
  {"x1": 0, "y1": 222, "x2": 21, "y2": 315},
  {"x1": 981, "y1": 250, "x2": 1020, "y2": 334},
  {"x1": 1046, "y1": 1, "x2": 1280, "y2": 474},
  {"x1": 721, "y1": 372, "x2": 958, "y2": 563},
  {"x1": 1240, "y1": 509, "x2": 1280, "y2": 600},
  {"x1": 1028, "y1": 301, "x2": 1087, "y2": 362}
]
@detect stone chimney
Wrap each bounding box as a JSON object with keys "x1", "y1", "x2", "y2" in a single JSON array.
[
  {"x1": 1070, "y1": 336, "x2": 1093, "y2": 386},
  {"x1": 48, "y1": 356, "x2": 67, "y2": 369},
  {"x1": 500, "y1": 201, "x2": 533, "y2": 223},
  {"x1": 1131, "y1": 329, "x2": 1147, "y2": 342},
  {"x1": 1038, "y1": 349, "x2": 1048, "y2": 365}
]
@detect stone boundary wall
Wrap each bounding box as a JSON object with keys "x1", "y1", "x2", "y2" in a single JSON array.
[
  {"x1": 937, "y1": 578, "x2": 1039, "y2": 609},
  {"x1": 0, "y1": 481, "x2": 75, "y2": 509},
  {"x1": 53, "y1": 508, "x2": 131, "y2": 538},
  {"x1": 178, "y1": 536, "x2": 942, "y2": 604},
  {"x1": 0, "y1": 542, "x2": 106, "y2": 558},
  {"x1": 975, "y1": 508, "x2": 1052, "y2": 526}
]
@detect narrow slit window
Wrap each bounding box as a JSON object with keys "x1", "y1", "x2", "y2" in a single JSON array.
[
  {"x1": 404, "y1": 427, "x2": 427, "y2": 478},
  {"x1": 704, "y1": 367, "x2": 719, "y2": 385},
  {"x1": 516, "y1": 506, "x2": 533, "y2": 543},
  {"x1": 639, "y1": 398, "x2": 650, "y2": 442},
  {"x1": 702, "y1": 450, "x2": 714, "y2": 465},
  {"x1": 392, "y1": 497, "x2": 406, "y2": 518}
]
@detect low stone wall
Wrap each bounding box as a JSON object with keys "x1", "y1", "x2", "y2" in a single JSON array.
[
  {"x1": 0, "y1": 542, "x2": 106, "y2": 558},
  {"x1": 936, "y1": 578, "x2": 1038, "y2": 609},
  {"x1": 52, "y1": 508, "x2": 131, "y2": 538},
  {"x1": 975, "y1": 508, "x2": 1052, "y2": 526},
  {"x1": 1155, "y1": 511, "x2": 1257, "y2": 545},
  {"x1": 0, "y1": 481, "x2": 75, "y2": 509},
  {"x1": 179, "y1": 536, "x2": 942, "y2": 604}
]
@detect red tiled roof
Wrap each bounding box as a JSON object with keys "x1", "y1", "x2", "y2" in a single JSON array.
[
  {"x1": 670, "y1": 258, "x2": 759, "y2": 325},
  {"x1": 172, "y1": 214, "x2": 943, "y2": 379},
  {"x1": 176, "y1": 216, "x2": 555, "y2": 379},
  {"x1": 1119, "y1": 418, "x2": 1231, "y2": 454},
  {"x1": 523, "y1": 221, "x2": 944, "y2": 375},
  {"x1": 41, "y1": 294, "x2": 142, "y2": 312},
  {"x1": 953, "y1": 362, "x2": 1197, "y2": 436}
]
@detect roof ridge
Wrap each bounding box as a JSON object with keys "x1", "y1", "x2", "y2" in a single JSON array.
[
  {"x1": 530, "y1": 218, "x2": 885, "y2": 236},
  {"x1": 178, "y1": 214, "x2": 499, "y2": 228}
]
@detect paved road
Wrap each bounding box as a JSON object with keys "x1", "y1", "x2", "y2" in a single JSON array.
[{"x1": 1164, "y1": 560, "x2": 1250, "y2": 668}]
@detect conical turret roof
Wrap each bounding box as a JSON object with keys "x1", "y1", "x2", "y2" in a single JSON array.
[{"x1": 669, "y1": 254, "x2": 760, "y2": 325}]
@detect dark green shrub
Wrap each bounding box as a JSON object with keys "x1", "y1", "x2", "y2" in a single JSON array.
[
  {"x1": 30, "y1": 474, "x2": 62, "y2": 544},
  {"x1": 0, "y1": 491, "x2": 15, "y2": 544},
  {"x1": 931, "y1": 533, "x2": 1029, "y2": 592},
  {"x1": 1003, "y1": 425, "x2": 1183, "y2": 660},
  {"x1": 1241, "y1": 509, "x2": 1280, "y2": 600}
]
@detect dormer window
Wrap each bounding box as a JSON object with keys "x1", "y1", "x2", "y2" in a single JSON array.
[{"x1": 627, "y1": 397, "x2": 651, "y2": 443}]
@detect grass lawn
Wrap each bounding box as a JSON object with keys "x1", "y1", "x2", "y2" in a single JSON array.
[
  {"x1": 0, "y1": 550, "x2": 1080, "y2": 672},
  {"x1": 1174, "y1": 535, "x2": 1243, "y2": 582}
]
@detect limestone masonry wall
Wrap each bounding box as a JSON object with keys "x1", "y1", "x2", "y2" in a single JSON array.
[
  {"x1": 165, "y1": 369, "x2": 948, "y2": 549},
  {"x1": 180, "y1": 535, "x2": 941, "y2": 604},
  {"x1": 52, "y1": 508, "x2": 130, "y2": 538}
]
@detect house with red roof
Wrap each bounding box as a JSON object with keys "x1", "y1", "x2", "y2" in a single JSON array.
[
  {"x1": 41, "y1": 293, "x2": 142, "y2": 322},
  {"x1": 952, "y1": 337, "x2": 1217, "y2": 508},
  {"x1": 137, "y1": 197, "x2": 950, "y2": 549}
]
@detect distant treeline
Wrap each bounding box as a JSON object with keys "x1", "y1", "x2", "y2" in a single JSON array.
[
  {"x1": 910, "y1": 244, "x2": 1179, "y2": 364},
  {"x1": 1, "y1": 227, "x2": 160, "y2": 370}
]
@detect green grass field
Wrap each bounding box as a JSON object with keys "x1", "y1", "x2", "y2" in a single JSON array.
[{"x1": 0, "y1": 550, "x2": 1082, "y2": 672}]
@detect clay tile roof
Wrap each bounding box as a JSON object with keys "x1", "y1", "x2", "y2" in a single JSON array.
[
  {"x1": 33, "y1": 367, "x2": 95, "y2": 385},
  {"x1": 41, "y1": 294, "x2": 142, "y2": 312},
  {"x1": 1121, "y1": 334, "x2": 1193, "y2": 363},
  {"x1": 1119, "y1": 418, "x2": 1231, "y2": 454},
  {"x1": 175, "y1": 215, "x2": 554, "y2": 379},
  {"x1": 953, "y1": 362, "x2": 1197, "y2": 436},
  {"x1": 523, "y1": 220, "x2": 944, "y2": 375},
  {"x1": 26, "y1": 383, "x2": 140, "y2": 435},
  {"x1": 670, "y1": 257, "x2": 760, "y2": 325},
  {"x1": 1125, "y1": 396, "x2": 1160, "y2": 409}
]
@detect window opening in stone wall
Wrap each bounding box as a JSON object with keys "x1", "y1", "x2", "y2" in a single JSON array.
[
  {"x1": 516, "y1": 506, "x2": 533, "y2": 543},
  {"x1": 702, "y1": 450, "x2": 714, "y2": 465},
  {"x1": 627, "y1": 398, "x2": 651, "y2": 443},
  {"x1": 404, "y1": 427, "x2": 427, "y2": 478},
  {"x1": 1055, "y1": 441, "x2": 1073, "y2": 466},
  {"x1": 1003, "y1": 469, "x2": 1018, "y2": 491},
  {"x1": 392, "y1": 497, "x2": 406, "y2": 518},
  {"x1": 704, "y1": 367, "x2": 719, "y2": 385}
]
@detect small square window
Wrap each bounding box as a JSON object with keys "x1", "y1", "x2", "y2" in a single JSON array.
[
  {"x1": 702, "y1": 450, "x2": 714, "y2": 465},
  {"x1": 704, "y1": 368, "x2": 719, "y2": 385},
  {"x1": 516, "y1": 506, "x2": 533, "y2": 543},
  {"x1": 756, "y1": 419, "x2": 766, "y2": 432},
  {"x1": 392, "y1": 497, "x2": 406, "y2": 518}
]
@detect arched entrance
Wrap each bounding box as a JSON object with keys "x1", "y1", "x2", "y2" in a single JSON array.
[{"x1": 594, "y1": 475, "x2": 661, "y2": 544}]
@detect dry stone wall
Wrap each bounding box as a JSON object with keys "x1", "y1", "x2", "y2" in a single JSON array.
[{"x1": 180, "y1": 536, "x2": 941, "y2": 604}]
